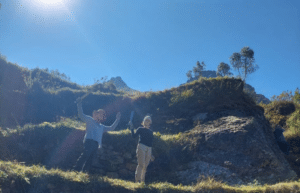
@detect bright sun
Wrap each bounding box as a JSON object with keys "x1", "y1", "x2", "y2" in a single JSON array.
[
  {"x1": 27, "y1": 0, "x2": 69, "y2": 13},
  {"x1": 37, "y1": 0, "x2": 64, "y2": 5},
  {"x1": 24, "y1": 0, "x2": 75, "y2": 20}
]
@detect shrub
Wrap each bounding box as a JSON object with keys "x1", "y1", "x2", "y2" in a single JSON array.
[{"x1": 285, "y1": 107, "x2": 300, "y2": 139}]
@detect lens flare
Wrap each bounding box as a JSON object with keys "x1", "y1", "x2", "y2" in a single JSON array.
[{"x1": 36, "y1": 0, "x2": 64, "y2": 5}]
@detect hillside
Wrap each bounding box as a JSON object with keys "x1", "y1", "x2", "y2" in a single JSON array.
[{"x1": 1, "y1": 57, "x2": 300, "y2": 192}]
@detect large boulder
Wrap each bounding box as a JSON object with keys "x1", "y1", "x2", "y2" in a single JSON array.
[{"x1": 176, "y1": 110, "x2": 297, "y2": 185}]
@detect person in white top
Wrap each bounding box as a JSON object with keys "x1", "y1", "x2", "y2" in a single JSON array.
[
  {"x1": 130, "y1": 116, "x2": 154, "y2": 183},
  {"x1": 73, "y1": 97, "x2": 121, "y2": 172}
]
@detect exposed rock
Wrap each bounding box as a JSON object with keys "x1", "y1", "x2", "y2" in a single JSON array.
[
  {"x1": 179, "y1": 110, "x2": 297, "y2": 185},
  {"x1": 126, "y1": 163, "x2": 137, "y2": 172},
  {"x1": 193, "y1": 113, "x2": 208, "y2": 122},
  {"x1": 108, "y1": 76, "x2": 139, "y2": 94},
  {"x1": 244, "y1": 84, "x2": 270, "y2": 104},
  {"x1": 176, "y1": 161, "x2": 244, "y2": 185},
  {"x1": 256, "y1": 94, "x2": 271, "y2": 104},
  {"x1": 274, "y1": 125, "x2": 290, "y2": 155},
  {"x1": 110, "y1": 155, "x2": 124, "y2": 165}
]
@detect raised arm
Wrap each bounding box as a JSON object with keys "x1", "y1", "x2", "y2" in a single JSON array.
[
  {"x1": 103, "y1": 112, "x2": 121, "y2": 132},
  {"x1": 76, "y1": 98, "x2": 89, "y2": 122},
  {"x1": 131, "y1": 125, "x2": 140, "y2": 138}
]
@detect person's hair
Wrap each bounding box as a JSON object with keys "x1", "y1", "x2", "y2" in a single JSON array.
[
  {"x1": 142, "y1": 116, "x2": 152, "y2": 126},
  {"x1": 93, "y1": 109, "x2": 105, "y2": 115}
]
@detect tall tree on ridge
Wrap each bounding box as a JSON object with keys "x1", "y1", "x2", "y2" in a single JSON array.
[{"x1": 229, "y1": 46, "x2": 259, "y2": 83}]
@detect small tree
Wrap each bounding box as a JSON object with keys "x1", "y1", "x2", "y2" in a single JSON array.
[
  {"x1": 186, "y1": 61, "x2": 206, "y2": 81},
  {"x1": 186, "y1": 70, "x2": 192, "y2": 79},
  {"x1": 229, "y1": 46, "x2": 258, "y2": 82},
  {"x1": 193, "y1": 61, "x2": 206, "y2": 77},
  {"x1": 216, "y1": 62, "x2": 232, "y2": 77}
]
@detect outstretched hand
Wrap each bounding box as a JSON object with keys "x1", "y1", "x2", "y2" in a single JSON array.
[
  {"x1": 116, "y1": 112, "x2": 121, "y2": 120},
  {"x1": 128, "y1": 121, "x2": 134, "y2": 129}
]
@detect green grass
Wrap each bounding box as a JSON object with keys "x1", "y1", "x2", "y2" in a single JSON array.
[
  {"x1": 3, "y1": 119, "x2": 300, "y2": 192},
  {"x1": 1, "y1": 75, "x2": 300, "y2": 192},
  {"x1": 1, "y1": 160, "x2": 300, "y2": 193},
  {"x1": 285, "y1": 108, "x2": 300, "y2": 139},
  {"x1": 259, "y1": 93, "x2": 300, "y2": 179}
]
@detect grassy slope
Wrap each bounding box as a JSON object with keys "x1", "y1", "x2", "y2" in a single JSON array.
[
  {"x1": 260, "y1": 99, "x2": 300, "y2": 178},
  {"x1": 1, "y1": 119, "x2": 300, "y2": 192},
  {"x1": 1, "y1": 57, "x2": 300, "y2": 192},
  {"x1": 1, "y1": 159, "x2": 300, "y2": 193}
]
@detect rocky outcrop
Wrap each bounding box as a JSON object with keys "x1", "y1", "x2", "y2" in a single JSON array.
[
  {"x1": 176, "y1": 110, "x2": 297, "y2": 185},
  {"x1": 108, "y1": 76, "x2": 139, "y2": 94},
  {"x1": 65, "y1": 109, "x2": 296, "y2": 186},
  {"x1": 91, "y1": 144, "x2": 136, "y2": 180},
  {"x1": 186, "y1": 70, "x2": 270, "y2": 104},
  {"x1": 244, "y1": 84, "x2": 270, "y2": 104}
]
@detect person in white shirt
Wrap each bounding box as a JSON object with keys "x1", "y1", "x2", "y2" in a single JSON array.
[
  {"x1": 129, "y1": 116, "x2": 154, "y2": 183},
  {"x1": 73, "y1": 97, "x2": 121, "y2": 172}
]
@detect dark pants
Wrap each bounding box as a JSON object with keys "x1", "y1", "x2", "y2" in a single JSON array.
[{"x1": 74, "y1": 139, "x2": 98, "y2": 172}]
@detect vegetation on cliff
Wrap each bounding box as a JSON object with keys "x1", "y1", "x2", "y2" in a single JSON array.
[{"x1": 1, "y1": 55, "x2": 300, "y2": 192}]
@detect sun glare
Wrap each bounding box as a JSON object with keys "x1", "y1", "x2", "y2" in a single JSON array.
[
  {"x1": 28, "y1": 0, "x2": 68, "y2": 10},
  {"x1": 36, "y1": 0, "x2": 64, "y2": 5},
  {"x1": 24, "y1": 0, "x2": 73, "y2": 17}
]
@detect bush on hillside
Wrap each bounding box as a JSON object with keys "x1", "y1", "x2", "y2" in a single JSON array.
[
  {"x1": 260, "y1": 89, "x2": 300, "y2": 177},
  {"x1": 28, "y1": 67, "x2": 81, "y2": 90},
  {"x1": 285, "y1": 106, "x2": 300, "y2": 177},
  {"x1": 286, "y1": 108, "x2": 300, "y2": 139},
  {"x1": 261, "y1": 89, "x2": 299, "y2": 129}
]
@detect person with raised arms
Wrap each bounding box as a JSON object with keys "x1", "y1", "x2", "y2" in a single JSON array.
[{"x1": 73, "y1": 96, "x2": 121, "y2": 172}]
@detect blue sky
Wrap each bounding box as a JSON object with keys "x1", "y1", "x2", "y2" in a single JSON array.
[{"x1": 0, "y1": 0, "x2": 299, "y2": 99}]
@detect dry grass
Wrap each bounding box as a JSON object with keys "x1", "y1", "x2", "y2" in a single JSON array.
[{"x1": 1, "y1": 161, "x2": 300, "y2": 193}]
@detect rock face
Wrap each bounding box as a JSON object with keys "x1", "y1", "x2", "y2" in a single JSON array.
[
  {"x1": 177, "y1": 161, "x2": 244, "y2": 185},
  {"x1": 244, "y1": 84, "x2": 270, "y2": 104},
  {"x1": 91, "y1": 144, "x2": 136, "y2": 180},
  {"x1": 274, "y1": 125, "x2": 290, "y2": 155},
  {"x1": 176, "y1": 110, "x2": 297, "y2": 185},
  {"x1": 108, "y1": 76, "x2": 138, "y2": 94},
  {"x1": 82, "y1": 109, "x2": 297, "y2": 186}
]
